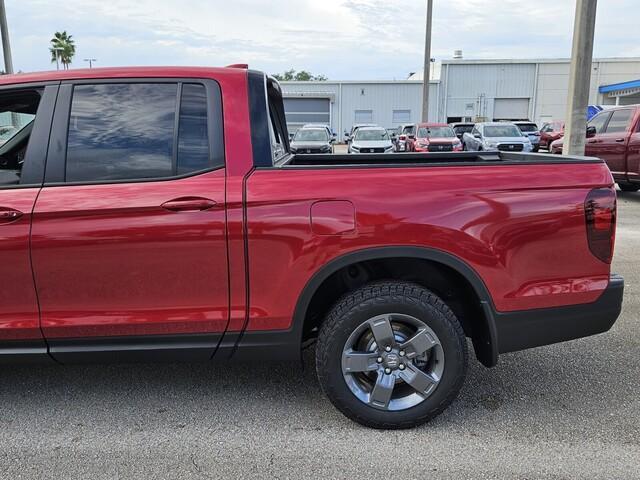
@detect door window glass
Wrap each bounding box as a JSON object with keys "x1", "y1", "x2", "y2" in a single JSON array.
[
  {"x1": 0, "y1": 90, "x2": 41, "y2": 186},
  {"x1": 604, "y1": 109, "x2": 633, "y2": 134}
]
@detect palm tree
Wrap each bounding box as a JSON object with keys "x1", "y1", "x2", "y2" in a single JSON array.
[{"x1": 49, "y1": 31, "x2": 76, "y2": 70}]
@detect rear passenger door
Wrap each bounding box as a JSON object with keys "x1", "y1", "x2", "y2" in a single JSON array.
[
  {"x1": 595, "y1": 108, "x2": 634, "y2": 179},
  {"x1": 31, "y1": 80, "x2": 229, "y2": 358}
]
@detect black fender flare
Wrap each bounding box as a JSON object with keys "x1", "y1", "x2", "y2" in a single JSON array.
[{"x1": 292, "y1": 246, "x2": 499, "y2": 367}]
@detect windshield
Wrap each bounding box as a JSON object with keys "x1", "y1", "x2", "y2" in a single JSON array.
[
  {"x1": 417, "y1": 126, "x2": 455, "y2": 138},
  {"x1": 293, "y1": 129, "x2": 328, "y2": 142},
  {"x1": 355, "y1": 129, "x2": 389, "y2": 141},
  {"x1": 484, "y1": 125, "x2": 522, "y2": 138},
  {"x1": 453, "y1": 125, "x2": 473, "y2": 134},
  {"x1": 516, "y1": 123, "x2": 538, "y2": 132}
]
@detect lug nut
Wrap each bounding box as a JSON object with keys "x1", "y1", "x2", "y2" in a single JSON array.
[
  {"x1": 376, "y1": 357, "x2": 383, "y2": 364},
  {"x1": 384, "y1": 368, "x2": 392, "y2": 374},
  {"x1": 399, "y1": 350, "x2": 405, "y2": 357},
  {"x1": 385, "y1": 346, "x2": 392, "y2": 352},
  {"x1": 399, "y1": 364, "x2": 406, "y2": 370}
]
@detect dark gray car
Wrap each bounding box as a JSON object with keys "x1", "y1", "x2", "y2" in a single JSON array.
[{"x1": 290, "y1": 127, "x2": 333, "y2": 154}]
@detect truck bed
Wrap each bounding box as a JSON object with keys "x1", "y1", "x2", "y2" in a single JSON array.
[{"x1": 282, "y1": 151, "x2": 602, "y2": 167}]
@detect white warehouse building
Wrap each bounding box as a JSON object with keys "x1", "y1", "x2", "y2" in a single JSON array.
[{"x1": 280, "y1": 57, "x2": 640, "y2": 135}]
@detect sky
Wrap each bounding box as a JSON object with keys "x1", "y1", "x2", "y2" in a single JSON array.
[{"x1": 5, "y1": 0, "x2": 640, "y2": 80}]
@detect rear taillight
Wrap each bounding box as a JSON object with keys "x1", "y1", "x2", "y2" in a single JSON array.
[
  {"x1": 399, "y1": 135, "x2": 406, "y2": 140},
  {"x1": 584, "y1": 188, "x2": 617, "y2": 263}
]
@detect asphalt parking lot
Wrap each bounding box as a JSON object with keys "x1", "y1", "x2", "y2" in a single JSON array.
[{"x1": 0, "y1": 192, "x2": 638, "y2": 480}]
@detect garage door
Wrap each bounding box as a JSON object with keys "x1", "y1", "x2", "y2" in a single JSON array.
[
  {"x1": 493, "y1": 98, "x2": 530, "y2": 121},
  {"x1": 283, "y1": 98, "x2": 330, "y2": 133}
]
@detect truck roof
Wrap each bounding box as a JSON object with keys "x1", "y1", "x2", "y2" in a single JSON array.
[{"x1": 0, "y1": 66, "x2": 249, "y2": 86}]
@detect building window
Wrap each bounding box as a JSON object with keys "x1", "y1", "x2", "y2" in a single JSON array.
[
  {"x1": 392, "y1": 110, "x2": 411, "y2": 123},
  {"x1": 354, "y1": 110, "x2": 373, "y2": 123}
]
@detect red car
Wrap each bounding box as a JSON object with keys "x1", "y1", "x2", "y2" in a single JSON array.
[
  {"x1": 551, "y1": 105, "x2": 640, "y2": 192},
  {"x1": 0, "y1": 66, "x2": 623, "y2": 429},
  {"x1": 413, "y1": 123, "x2": 463, "y2": 152},
  {"x1": 540, "y1": 121, "x2": 565, "y2": 150}
]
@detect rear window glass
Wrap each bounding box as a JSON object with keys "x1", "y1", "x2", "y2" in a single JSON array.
[{"x1": 177, "y1": 84, "x2": 210, "y2": 175}]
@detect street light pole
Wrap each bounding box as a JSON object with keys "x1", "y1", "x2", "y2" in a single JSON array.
[
  {"x1": 84, "y1": 58, "x2": 97, "y2": 68},
  {"x1": 421, "y1": 0, "x2": 433, "y2": 122},
  {"x1": 563, "y1": 0, "x2": 598, "y2": 156},
  {"x1": 0, "y1": 0, "x2": 14, "y2": 74}
]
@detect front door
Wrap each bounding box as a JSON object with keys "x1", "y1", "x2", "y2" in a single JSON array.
[
  {"x1": 0, "y1": 86, "x2": 56, "y2": 352},
  {"x1": 30, "y1": 81, "x2": 229, "y2": 359},
  {"x1": 585, "y1": 111, "x2": 612, "y2": 167}
]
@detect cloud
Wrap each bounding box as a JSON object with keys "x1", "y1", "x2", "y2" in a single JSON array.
[{"x1": 5, "y1": 0, "x2": 640, "y2": 79}]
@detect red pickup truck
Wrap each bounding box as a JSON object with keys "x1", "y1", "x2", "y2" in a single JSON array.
[
  {"x1": 0, "y1": 66, "x2": 623, "y2": 429},
  {"x1": 551, "y1": 105, "x2": 640, "y2": 192}
]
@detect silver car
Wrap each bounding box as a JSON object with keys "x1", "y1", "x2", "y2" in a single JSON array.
[
  {"x1": 348, "y1": 127, "x2": 394, "y2": 154},
  {"x1": 462, "y1": 122, "x2": 533, "y2": 152},
  {"x1": 290, "y1": 127, "x2": 333, "y2": 154}
]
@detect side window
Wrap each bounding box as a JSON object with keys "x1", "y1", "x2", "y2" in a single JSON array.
[
  {"x1": 354, "y1": 110, "x2": 373, "y2": 123},
  {"x1": 177, "y1": 84, "x2": 209, "y2": 174},
  {"x1": 66, "y1": 82, "x2": 217, "y2": 183},
  {"x1": 604, "y1": 109, "x2": 633, "y2": 134},
  {"x1": 471, "y1": 127, "x2": 479, "y2": 136},
  {"x1": 587, "y1": 112, "x2": 611, "y2": 134},
  {"x1": 0, "y1": 90, "x2": 41, "y2": 186}
]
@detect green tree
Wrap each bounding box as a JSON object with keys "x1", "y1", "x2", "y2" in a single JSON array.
[
  {"x1": 273, "y1": 69, "x2": 327, "y2": 81},
  {"x1": 49, "y1": 31, "x2": 76, "y2": 70}
]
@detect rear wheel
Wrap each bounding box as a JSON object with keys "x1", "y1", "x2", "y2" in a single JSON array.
[
  {"x1": 619, "y1": 183, "x2": 640, "y2": 192},
  {"x1": 315, "y1": 282, "x2": 468, "y2": 429}
]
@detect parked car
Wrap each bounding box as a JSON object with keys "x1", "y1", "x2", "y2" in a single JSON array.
[
  {"x1": 394, "y1": 123, "x2": 416, "y2": 152},
  {"x1": 413, "y1": 123, "x2": 463, "y2": 152},
  {"x1": 303, "y1": 123, "x2": 336, "y2": 142},
  {"x1": 290, "y1": 127, "x2": 334, "y2": 154},
  {"x1": 463, "y1": 122, "x2": 533, "y2": 152},
  {"x1": 0, "y1": 66, "x2": 623, "y2": 430},
  {"x1": 348, "y1": 126, "x2": 395, "y2": 153},
  {"x1": 550, "y1": 105, "x2": 640, "y2": 192},
  {"x1": 345, "y1": 123, "x2": 377, "y2": 144},
  {"x1": 450, "y1": 122, "x2": 475, "y2": 142},
  {"x1": 513, "y1": 121, "x2": 541, "y2": 152},
  {"x1": 540, "y1": 121, "x2": 565, "y2": 150}
]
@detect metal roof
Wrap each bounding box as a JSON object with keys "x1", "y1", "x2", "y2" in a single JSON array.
[{"x1": 599, "y1": 79, "x2": 640, "y2": 94}]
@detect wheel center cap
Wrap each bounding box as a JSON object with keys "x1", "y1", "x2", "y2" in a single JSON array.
[{"x1": 383, "y1": 352, "x2": 400, "y2": 369}]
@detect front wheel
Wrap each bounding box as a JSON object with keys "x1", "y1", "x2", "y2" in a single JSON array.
[{"x1": 315, "y1": 282, "x2": 468, "y2": 429}]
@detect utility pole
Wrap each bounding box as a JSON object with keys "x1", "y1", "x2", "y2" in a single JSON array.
[
  {"x1": 421, "y1": 0, "x2": 433, "y2": 122},
  {"x1": 563, "y1": 0, "x2": 598, "y2": 156},
  {"x1": 0, "y1": 0, "x2": 14, "y2": 74},
  {"x1": 84, "y1": 58, "x2": 97, "y2": 68}
]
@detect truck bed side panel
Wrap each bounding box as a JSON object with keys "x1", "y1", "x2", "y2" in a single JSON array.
[{"x1": 244, "y1": 162, "x2": 614, "y2": 331}]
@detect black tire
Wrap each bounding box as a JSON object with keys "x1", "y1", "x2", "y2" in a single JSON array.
[
  {"x1": 315, "y1": 281, "x2": 468, "y2": 429},
  {"x1": 619, "y1": 183, "x2": 640, "y2": 192}
]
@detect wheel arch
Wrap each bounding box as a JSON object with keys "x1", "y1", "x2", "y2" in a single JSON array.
[{"x1": 293, "y1": 246, "x2": 499, "y2": 367}]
